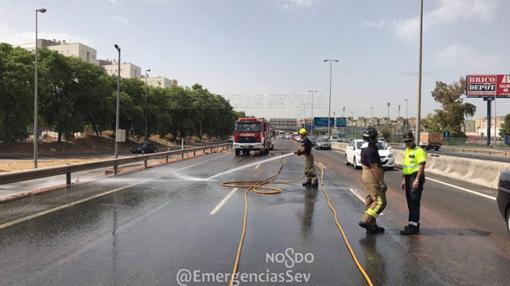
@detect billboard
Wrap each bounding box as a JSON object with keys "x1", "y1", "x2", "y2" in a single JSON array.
[{"x1": 466, "y1": 74, "x2": 510, "y2": 98}]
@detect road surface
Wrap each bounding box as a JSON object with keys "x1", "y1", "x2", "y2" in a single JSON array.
[{"x1": 0, "y1": 139, "x2": 508, "y2": 286}]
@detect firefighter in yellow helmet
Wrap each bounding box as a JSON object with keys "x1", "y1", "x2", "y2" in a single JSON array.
[{"x1": 294, "y1": 128, "x2": 318, "y2": 187}]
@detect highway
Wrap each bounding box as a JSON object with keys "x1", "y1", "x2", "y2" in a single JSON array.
[{"x1": 0, "y1": 139, "x2": 509, "y2": 286}]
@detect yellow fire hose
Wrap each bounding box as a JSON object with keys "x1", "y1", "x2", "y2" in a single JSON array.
[{"x1": 221, "y1": 157, "x2": 374, "y2": 286}]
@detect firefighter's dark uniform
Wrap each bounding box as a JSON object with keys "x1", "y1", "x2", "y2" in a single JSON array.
[
  {"x1": 296, "y1": 136, "x2": 318, "y2": 186},
  {"x1": 361, "y1": 142, "x2": 387, "y2": 219}
]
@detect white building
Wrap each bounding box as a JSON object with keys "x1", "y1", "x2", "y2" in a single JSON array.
[
  {"x1": 102, "y1": 61, "x2": 142, "y2": 79},
  {"x1": 48, "y1": 42, "x2": 98, "y2": 65},
  {"x1": 145, "y1": 76, "x2": 178, "y2": 88}
]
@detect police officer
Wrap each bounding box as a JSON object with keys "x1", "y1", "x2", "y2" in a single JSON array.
[
  {"x1": 294, "y1": 128, "x2": 318, "y2": 187},
  {"x1": 400, "y1": 131, "x2": 427, "y2": 235},
  {"x1": 358, "y1": 127, "x2": 387, "y2": 233}
]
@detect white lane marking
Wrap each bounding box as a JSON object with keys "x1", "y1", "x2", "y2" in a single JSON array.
[
  {"x1": 207, "y1": 152, "x2": 294, "y2": 180},
  {"x1": 255, "y1": 163, "x2": 261, "y2": 170},
  {"x1": 209, "y1": 188, "x2": 239, "y2": 215},
  {"x1": 426, "y1": 177, "x2": 496, "y2": 201},
  {"x1": 348, "y1": 187, "x2": 366, "y2": 203},
  {"x1": 0, "y1": 154, "x2": 227, "y2": 231},
  {"x1": 318, "y1": 162, "x2": 326, "y2": 170}
]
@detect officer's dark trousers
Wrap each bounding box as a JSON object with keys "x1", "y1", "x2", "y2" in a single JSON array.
[{"x1": 404, "y1": 173, "x2": 425, "y2": 224}]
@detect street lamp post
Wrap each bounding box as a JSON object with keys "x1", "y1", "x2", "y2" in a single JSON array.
[
  {"x1": 387, "y1": 102, "x2": 390, "y2": 121},
  {"x1": 144, "y1": 69, "x2": 151, "y2": 143},
  {"x1": 33, "y1": 8, "x2": 47, "y2": 169},
  {"x1": 308, "y1": 90, "x2": 317, "y2": 134},
  {"x1": 416, "y1": 0, "x2": 424, "y2": 144},
  {"x1": 324, "y1": 59, "x2": 339, "y2": 140},
  {"x1": 114, "y1": 44, "x2": 121, "y2": 160},
  {"x1": 404, "y1": 98, "x2": 409, "y2": 130}
]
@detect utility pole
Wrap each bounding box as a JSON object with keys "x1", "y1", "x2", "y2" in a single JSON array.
[
  {"x1": 114, "y1": 44, "x2": 121, "y2": 159},
  {"x1": 387, "y1": 102, "x2": 390, "y2": 121},
  {"x1": 323, "y1": 59, "x2": 339, "y2": 140},
  {"x1": 144, "y1": 69, "x2": 151, "y2": 142},
  {"x1": 416, "y1": 0, "x2": 424, "y2": 144},
  {"x1": 404, "y1": 98, "x2": 408, "y2": 131},
  {"x1": 33, "y1": 8, "x2": 47, "y2": 169},
  {"x1": 308, "y1": 90, "x2": 317, "y2": 135}
]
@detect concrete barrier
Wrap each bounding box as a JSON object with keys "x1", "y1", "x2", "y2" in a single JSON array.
[
  {"x1": 331, "y1": 142, "x2": 347, "y2": 152},
  {"x1": 333, "y1": 142, "x2": 510, "y2": 189},
  {"x1": 392, "y1": 149, "x2": 510, "y2": 189}
]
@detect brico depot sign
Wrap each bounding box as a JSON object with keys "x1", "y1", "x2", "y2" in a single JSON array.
[{"x1": 466, "y1": 74, "x2": 510, "y2": 98}]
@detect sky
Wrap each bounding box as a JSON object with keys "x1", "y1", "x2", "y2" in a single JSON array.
[{"x1": 1, "y1": 0, "x2": 509, "y2": 120}]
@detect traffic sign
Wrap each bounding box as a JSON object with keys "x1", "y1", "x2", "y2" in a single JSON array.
[
  {"x1": 335, "y1": 117, "x2": 347, "y2": 127},
  {"x1": 313, "y1": 117, "x2": 333, "y2": 128}
]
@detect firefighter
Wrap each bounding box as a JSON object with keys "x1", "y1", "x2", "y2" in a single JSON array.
[
  {"x1": 358, "y1": 127, "x2": 387, "y2": 234},
  {"x1": 400, "y1": 131, "x2": 427, "y2": 235},
  {"x1": 294, "y1": 128, "x2": 318, "y2": 188}
]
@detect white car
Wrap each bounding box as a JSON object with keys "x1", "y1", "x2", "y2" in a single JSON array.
[
  {"x1": 345, "y1": 139, "x2": 395, "y2": 170},
  {"x1": 330, "y1": 136, "x2": 341, "y2": 143}
]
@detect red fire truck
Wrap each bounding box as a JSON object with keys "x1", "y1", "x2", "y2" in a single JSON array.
[{"x1": 233, "y1": 117, "x2": 273, "y2": 156}]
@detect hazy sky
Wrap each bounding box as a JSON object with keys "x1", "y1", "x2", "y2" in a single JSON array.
[{"x1": 1, "y1": 0, "x2": 509, "y2": 119}]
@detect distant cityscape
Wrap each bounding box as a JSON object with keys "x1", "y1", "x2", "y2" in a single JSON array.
[
  {"x1": 18, "y1": 39, "x2": 178, "y2": 88},
  {"x1": 269, "y1": 116, "x2": 504, "y2": 138}
]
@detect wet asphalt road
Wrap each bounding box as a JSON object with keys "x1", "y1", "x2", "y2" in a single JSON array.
[{"x1": 0, "y1": 139, "x2": 509, "y2": 286}]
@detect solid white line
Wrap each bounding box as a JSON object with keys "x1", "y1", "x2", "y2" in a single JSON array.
[
  {"x1": 0, "y1": 154, "x2": 227, "y2": 231},
  {"x1": 348, "y1": 188, "x2": 365, "y2": 203},
  {"x1": 318, "y1": 162, "x2": 326, "y2": 170},
  {"x1": 209, "y1": 188, "x2": 239, "y2": 215},
  {"x1": 427, "y1": 177, "x2": 496, "y2": 201},
  {"x1": 255, "y1": 163, "x2": 261, "y2": 170}
]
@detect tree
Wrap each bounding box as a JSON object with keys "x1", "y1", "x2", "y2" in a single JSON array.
[
  {"x1": 0, "y1": 44, "x2": 34, "y2": 143},
  {"x1": 423, "y1": 78, "x2": 476, "y2": 137},
  {"x1": 0, "y1": 42, "x2": 241, "y2": 144},
  {"x1": 500, "y1": 114, "x2": 510, "y2": 137}
]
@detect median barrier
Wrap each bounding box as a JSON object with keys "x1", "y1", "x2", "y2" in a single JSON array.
[
  {"x1": 331, "y1": 142, "x2": 347, "y2": 152},
  {"x1": 392, "y1": 149, "x2": 510, "y2": 189}
]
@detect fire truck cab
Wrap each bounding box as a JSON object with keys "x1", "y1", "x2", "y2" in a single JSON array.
[{"x1": 233, "y1": 117, "x2": 273, "y2": 156}]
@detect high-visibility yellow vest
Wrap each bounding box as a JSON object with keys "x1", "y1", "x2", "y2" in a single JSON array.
[{"x1": 402, "y1": 145, "x2": 427, "y2": 175}]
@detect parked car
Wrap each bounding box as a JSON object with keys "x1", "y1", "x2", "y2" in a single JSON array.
[
  {"x1": 345, "y1": 139, "x2": 395, "y2": 170},
  {"x1": 315, "y1": 137, "x2": 331, "y2": 150},
  {"x1": 130, "y1": 142, "x2": 159, "y2": 154},
  {"x1": 497, "y1": 171, "x2": 510, "y2": 235}
]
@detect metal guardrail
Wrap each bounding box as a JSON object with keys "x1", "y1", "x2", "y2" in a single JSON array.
[{"x1": 0, "y1": 143, "x2": 232, "y2": 186}]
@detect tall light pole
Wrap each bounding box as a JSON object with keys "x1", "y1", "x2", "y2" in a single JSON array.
[
  {"x1": 416, "y1": 0, "x2": 424, "y2": 144},
  {"x1": 308, "y1": 90, "x2": 317, "y2": 134},
  {"x1": 404, "y1": 98, "x2": 409, "y2": 130},
  {"x1": 324, "y1": 59, "x2": 339, "y2": 140},
  {"x1": 114, "y1": 44, "x2": 121, "y2": 159},
  {"x1": 33, "y1": 8, "x2": 47, "y2": 169},
  {"x1": 144, "y1": 69, "x2": 151, "y2": 143},
  {"x1": 387, "y1": 102, "x2": 390, "y2": 120}
]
